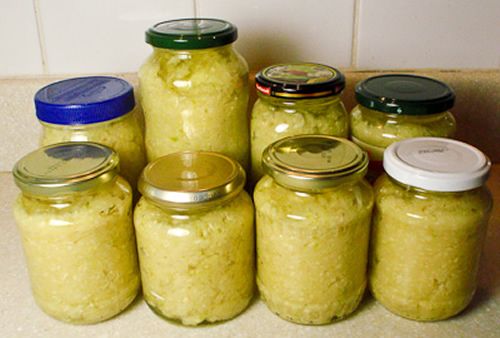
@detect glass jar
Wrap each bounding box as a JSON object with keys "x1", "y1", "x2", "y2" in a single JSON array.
[
  {"x1": 250, "y1": 63, "x2": 348, "y2": 184},
  {"x1": 350, "y1": 74, "x2": 456, "y2": 180},
  {"x1": 35, "y1": 76, "x2": 146, "y2": 192},
  {"x1": 12, "y1": 142, "x2": 140, "y2": 324},
  {"x1": 134, "y1": 151, "x2": 254, "y2": 326},
  {"x1": 369, "y1": 137, "x2": 492, "y2": 321},
  {"x1": 254, "y1": 135, "x2": 374, "y2": 325},
  {"x1": 139, "y1": 18, "x2": 250, "y2": 168}
]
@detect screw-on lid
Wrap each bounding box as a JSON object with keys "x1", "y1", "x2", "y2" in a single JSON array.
[
  {"x1": 35, "y1": 76, "x2": 135, "y2": 125},
  {"x1": 355, "y1": 74, "x2": 455, "y2": 115},
  {"x1": 255, "y1": 63, "x2": 345, "y2": 99},
  {"x1": 138, "y1": 151, "x2": 245, "y2": 211},
  {"x1": 383, "y1": 137, "x2": 491, "y2": 192},
  {"x1": 262, "y1": 135, "x2": 368, "y2": 192},
  {"x1": 13, "y1": 142, "x2": 119, "y2": 196},
  {"x1": 146, "y1": 18, "x2": 237, "y2": 50}
]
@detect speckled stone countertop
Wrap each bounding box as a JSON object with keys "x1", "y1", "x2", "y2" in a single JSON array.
[{"x1": 0, "y1": 166, "x2": 499, "y2": 338}]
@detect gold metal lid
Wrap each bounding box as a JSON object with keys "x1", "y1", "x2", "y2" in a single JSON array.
[
  {"x1": 262, "y1": 135, "x2": 368, "y2": 192},
  {"x1": 13, "y1": 142, "x2": 119, "y2": 196},
  {"x1": 138, "y1": 151, "x2": 245, "y2": 211}
]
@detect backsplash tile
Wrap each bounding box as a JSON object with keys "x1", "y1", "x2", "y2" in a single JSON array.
[
  {"x1": 0, "y1": 0, "x2": 43, "y2": 76},
  {"x1": 39, "y1": 0, "x2": 195, "y2": 74},
  {"x1": 197, "y1": 0, "x2": 355, "y2": 72},
  {"x1": 357, "y1": 0, "x2": 500, "y2": 69}
]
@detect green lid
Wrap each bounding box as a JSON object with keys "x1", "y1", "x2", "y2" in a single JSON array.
[
  {"x1": 255, "y1": 63, "x2": 345, "y2": 99},
  {"x1": 262, "y1": 135, "x2": 368, "y2": 192},
  {"x1": 146, "y1": 18, "x2": 237, "y2": 50},
  {"x1": 355, "y1": 74, "x2": 455, "y2": 115}
]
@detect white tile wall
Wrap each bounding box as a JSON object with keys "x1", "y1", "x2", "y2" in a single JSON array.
[
  {"x1": 0, "y1": 0, "x2": 499, "y2": 77},
  {"x1": 38, "y1": 0, "x2": 195, "y2": 74},
  {"x1": 197, "y1": 0, "x2": 355, "y2": 71},
  {"x1": 357, "y1": 0, "x2": 500, "y2": 69},
  {"x1": 0, "y1": 0, "x2": 43, "y2": 75}
]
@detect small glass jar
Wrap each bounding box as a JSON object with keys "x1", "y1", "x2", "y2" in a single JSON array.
[
  {"x1": 350, "y1": 74, "x2": 456, "y2": 180},
  {"x1": 254, "y1": 135, "x2": 374, "y2": 325},
  {"x1": 12, "y1": 142, "x2": 140, "y2": 324},
  {"x1": 369, "y1": 137, "x2": 492, "y2": 321},
  {"x1": 134, "y1": 151, "x2": 254, "y2": 326},
  {"x1": 139, "y1": 18, "x2": 250, "y2": 168},
  {"x1": 250, "y1": 63, "x2": 348, "y2": 184},
  {"x1": 35, "y1": 76, "x2": 146, "y2": 192}
]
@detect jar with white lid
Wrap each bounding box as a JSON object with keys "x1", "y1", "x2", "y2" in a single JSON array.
[
  {"x1": 139, "y1": 18, "x2": 250, "y2": 167},
  {"x1": 254, "y1": 135, "x2": 374, "y2": 324},
  {"x1": 12, "y1": 142, "x2": 140, "y2": 324},
  {"x1": 350, "y1": 74, "x2": 456, "y2": 180},
  {"x1": 369, "y1": 137, "x2": 492, "y2": 321},
  {"x1": 35, "y1": 76, "x2": 146, "y2": 192},
  {"x1": 133, "y1": 151, "x2": 254, "y2": 326},
  {"x1": 250, "y1": 63, "x2": 348, "y2": 184}
]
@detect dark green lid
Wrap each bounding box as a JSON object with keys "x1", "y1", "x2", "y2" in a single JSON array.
[
  {"x1": 355, "y1": 74, "x2": 455, "y2": 115},
  {"x1": 146, "y1": 18, "x2": 237, "y2": 50},
  {"x1": 255, "y1": 63, "x2": 345, "y2": 99}
]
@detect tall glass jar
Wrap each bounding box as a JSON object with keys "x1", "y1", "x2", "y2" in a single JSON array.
[
  {"x1": 254, "y1": 135, "x2": 374, "y2": 325},
  {"x1": 35, "y1": 76, "x2": 146, "y2": 192},
  {"x1": 369, "y1": 137, "x2": 492, "y2": 321},
  {"x1": 350, "y1": 74, "x2": 456, "y2": 180},
  {"x1": 134, "y1": 151, "x2": 254, "y2": 326},
  {"x1": 12, "y1": 143, "x2": 140, "y2": 324},
  {"x1": 139, "y1": 19, "x2": 249, "y2": 168},
  {"x1": 250, "y1": 63, "x2": 348, "y2": 184}
]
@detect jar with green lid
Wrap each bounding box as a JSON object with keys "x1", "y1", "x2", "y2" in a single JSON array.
[
  {"x1": 251, "y1": 63, "x2": 348, "y2": 184},
  {"x1": 12, "y1": 142, "x2": 140, "y2": 324},
  {"x1": 350, "y1": 74, "x2": 456, "y2": 180},
  {"x1": 35, "y1": 76, "x2": 146, "y2": 192},
  {"x1": 254, "y1": 135, "x2": 373, "y2": 325},
  {"x1": 369, "y1": 137, "x2": 492, "y2": 321},
  {"x1": 139, "y1": 18, "x2": 250, "y2": 167},
  {"x1": 134, "y1": 151, "x2": 254, "y2": 326}
]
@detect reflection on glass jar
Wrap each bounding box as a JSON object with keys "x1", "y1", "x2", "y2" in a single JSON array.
[
  {"x1": 139, "y1": 19, "x2": 249, "y2": 168},
  {"x1": 370, "y1": 138, "x2": 492, "y2": 321},
  {"x1": 12, "y1": 143, "x2": 140, "y2": 324},
  {"x1": 134, "y1": 151, "x2": 254, "y2": 326},
  {"x1": 254, "y1": 135, "x2": 373, "y2": 325}
]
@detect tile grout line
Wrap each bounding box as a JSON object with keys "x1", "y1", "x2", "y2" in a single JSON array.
[
  {"x1": 350, "y1": 0, "x2": 361, "y2": 69},
  {"x1": 193, "y1": 0, "x2": 199, "y2": 18},
  {"x1": 32, "y1": 0, "x2": 48, "y2": 74}
]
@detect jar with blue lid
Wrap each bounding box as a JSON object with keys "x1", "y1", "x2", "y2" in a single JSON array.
[{"x1": 35, "y1": 76, "x2": 146, "y2": 192}]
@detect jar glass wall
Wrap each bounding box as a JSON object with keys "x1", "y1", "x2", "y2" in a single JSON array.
[
  {"x1": 12, "y1": 143, "x2": 140, "y2": 324},
  {"x1": 139, "y1": 19, "x2": 250, "y2": 168}
]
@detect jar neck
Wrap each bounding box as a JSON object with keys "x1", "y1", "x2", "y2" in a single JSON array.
[
  {"x1": 153, "y1": 43, "x2": 233, "y2": 56},
  {"x1": 257, "y1": 91, "x2": 341, "y2": 107},
  {"x1": 385, "y1": 174, "x2": 464, "y2": 196},
  {"x1": 358, "y1": 104, "x2": 451, "y2": 122},
  {"x1": 40, "y1": 110, "x2": 132, "y2": 129}
]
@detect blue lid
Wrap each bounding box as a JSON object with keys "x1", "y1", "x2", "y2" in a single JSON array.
[{"x1": 35, "y1": 76, "x2": 135, "y2": 125}]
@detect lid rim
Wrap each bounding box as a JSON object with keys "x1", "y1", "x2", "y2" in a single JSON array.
[
  {"x1": 34, "y1": 76, "x2": 135, "y2": 125},
  {"x1": 355, "y1": 74, "x2": 455, "y2": 115},
  {"x1": 145, "y1": 18, "x2": 238, "y2": 50},
  {"x1": 383, "y1": 137, "x2": 490, "y2": 192}
]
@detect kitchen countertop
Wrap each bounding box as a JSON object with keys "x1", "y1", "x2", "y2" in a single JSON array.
[{"x1": 1, "y1": 167, "x2": 499, "y2": 338}]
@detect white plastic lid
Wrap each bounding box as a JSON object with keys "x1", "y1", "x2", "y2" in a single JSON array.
[{"x1": 383, "y1": 137, "x2": 491, "y2": 192}]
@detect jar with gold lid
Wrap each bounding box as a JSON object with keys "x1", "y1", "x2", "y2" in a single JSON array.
[
  {"x1": 254, "y1": 135, "x2": 373, "y2": 324},
  {"x1": 133, "y1": 151, "x2": 254, "y2": 326},
  {"x1": 250, "y1": 63, "x2": 348, "y2": 184},
  {"x1": 369, "y1": 137, "x2": 492, "y2": 321},
  {"x1": 12, "y1": 142, "x2": 140, "y2": 324}
]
